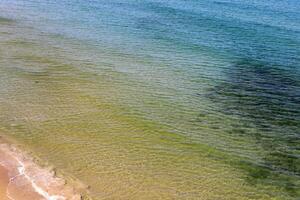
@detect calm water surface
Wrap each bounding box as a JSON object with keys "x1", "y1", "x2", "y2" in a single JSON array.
[{"x1": 0, "y1": 0, "x2": 299, "y2": 199}]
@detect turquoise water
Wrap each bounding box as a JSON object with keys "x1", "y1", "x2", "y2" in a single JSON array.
[{"x1": 0, "y1": 0, "x2": 299, "y2": 199}]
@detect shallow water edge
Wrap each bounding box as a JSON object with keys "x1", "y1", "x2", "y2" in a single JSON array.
[{"x1": 0, "y1": 135, "x2": 88, "y2": 200}]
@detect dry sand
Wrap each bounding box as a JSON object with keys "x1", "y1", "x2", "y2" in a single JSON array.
[
  {"x1": 0, "y1": 139, "x2": 82, "y2": 200},
  {"x1": 0, "y1": 165, "x2": 10, "y2": 200}
]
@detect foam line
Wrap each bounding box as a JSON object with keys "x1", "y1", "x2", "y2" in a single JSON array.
[
  {"x1": 0, "y1": 161, "x2": 17, "y2": 200},
  {"x1": 14, "y1": 157, "x2": 66, "y2": 200},
  {"x1": 2, "y1": 155, "x2": 66, "y2": 200}
]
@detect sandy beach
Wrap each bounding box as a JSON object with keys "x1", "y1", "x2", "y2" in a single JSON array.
[
  {"x1": 0, "y1": 139, "x2": 82, "y2": 200},
  {"x1": 0, "y1": 0, "x2": 299, "y2": 199},
  {"x1": 0, "y1": 165, "x2": 43, "y2": 200},
  {"x1": 0, "y1": 165, "x2": 10, "y2": 200}
]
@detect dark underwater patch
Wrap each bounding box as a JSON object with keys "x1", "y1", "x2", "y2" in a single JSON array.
[
  {"x1": 0, "y1": 16, "x2": 15, "y2": 24},
  {"x1": 204, "y1": 58, "x2": 300, "y2": 197}
]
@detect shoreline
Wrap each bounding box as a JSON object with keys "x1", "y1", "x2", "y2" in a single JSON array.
[{"x1": 0, "y1": 137, "x2": 83, "y2": 200}]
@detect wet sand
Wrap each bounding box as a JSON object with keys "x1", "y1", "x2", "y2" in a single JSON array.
[
  {"x1": 0, "y1": 165, "x2": 9, "y2": 200},
  {"x1": 0, "y1": 139, "x2": 82, "y2": 200},
  {"x1": 0, "y1": 165, "x2": 43, "y2": 200}
]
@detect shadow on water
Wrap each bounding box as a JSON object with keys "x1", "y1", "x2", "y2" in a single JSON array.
[
  {"x1": 205, "y1": 58, "x2": 300, "y2": 197},
  {"x1": 0, "y1": 16, "x2": 15, "y2": 24}
]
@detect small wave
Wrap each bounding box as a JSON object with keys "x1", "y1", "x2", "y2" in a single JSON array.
[
  {"x1": 14, "y1": 157, "x2": 66, "y2": 200},
  {"x1": 0, "y1": 142, "x2": 82, "y2": 200}
]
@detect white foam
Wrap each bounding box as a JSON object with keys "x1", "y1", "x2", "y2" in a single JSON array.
[
  {"x1": 0, "y1": 143, "x2": 81, "y2": 200},
  {"x1": 0, "y1": 161, "x2": 19, "y2": 200},
  {"x1": 7, "y1": 171, "x2": 21, "y2": 200},
  {"x1": 0, "y1": 152, "x2": 66, "y2": 200},
  {"x1": 14, "y1": 157, "x2": 66, "y2": 200}
]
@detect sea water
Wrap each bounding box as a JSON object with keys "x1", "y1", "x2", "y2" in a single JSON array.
[{"x1": 0, "y1": 0, "x2": 299, "y2": 199}]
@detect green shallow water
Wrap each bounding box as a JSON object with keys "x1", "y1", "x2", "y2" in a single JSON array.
[{"x1": 0, "y1": 1, "x2": 299, "y2": 199}]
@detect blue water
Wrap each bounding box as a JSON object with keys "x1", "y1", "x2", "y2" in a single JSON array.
[{"x1": 0, "y1": 0, "x2": 300, "y2": 199}]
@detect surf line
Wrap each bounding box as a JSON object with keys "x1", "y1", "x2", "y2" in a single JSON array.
[{"x1": 2, "y1": 155, "x2": 66, "y2": 200}]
